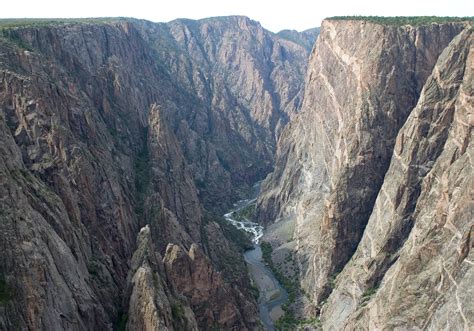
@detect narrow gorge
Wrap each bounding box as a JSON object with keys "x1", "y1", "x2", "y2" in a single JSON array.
[{"x1": 0, "y1": 15, "x2": 472, "y2": 331}]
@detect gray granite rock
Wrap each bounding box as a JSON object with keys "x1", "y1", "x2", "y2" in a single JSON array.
[{"x1": 257, "y1": 18, "x2": 472, "y2": 329}]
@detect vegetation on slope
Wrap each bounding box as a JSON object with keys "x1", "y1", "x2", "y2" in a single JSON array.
[
  {"x1": 328, "y1": 16, "x2": 474, "y2": 26},
  {"x1": 201, "y1": 212, "x2": 253, "y2": 286},
  {"x1": 232, "y1": 202, "x2": 257, "y2": 222},
  {"x1": 0, "y1": 277, "x2": 14, "y2": 303},
  {"x1": 0, "y1": 17, "x2": 132, "y2": 51},
  {"x1": 0, "y1": 29, "x2": 33, "y2": 51},
  {"x1": 0, "y1": 18, "x2": 128, "y2": 29},
  {"x1": 210, "y1": 213, "x2": 254, "y2": 252},
  {"x1": 261, "y1": 242, "x2": 321, "y2": 330},
  {"x1": 134, "y1": 129, "x2": 151, "y2": 220}
]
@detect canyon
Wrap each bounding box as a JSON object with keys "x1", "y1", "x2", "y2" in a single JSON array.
[
  {"x1": 0, "y1": 15, "x2": 472, "y2": 331},
  {"x1": 0, "y1": 16, "x2": 316, "y2": 330}
]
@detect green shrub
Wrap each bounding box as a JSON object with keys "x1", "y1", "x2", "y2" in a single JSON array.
[
  {"x1": 327, "y1": 272, "x2": 339, "y2": 290},
  {"x1": 362, "y1": 286, "x2": 379, "y2": 299},
  {"x1": 134, "y1": 129, "x2": 150, "y2": 218},
  {"x1": 116, "y1": 310, "x2": 128, "y2": 331},
  {"x1": 152, "y1": 273, "x2": 159, "y2": 289},
  {"x1": 0, "y1": 31, "x2": 34, "y2": 51},
  {"x1": 212, "y1": 213, "x2": 253, "y2": 252},
  {"x1": 171, "y1": 303, "x2": 185, "y2": 320},
  {"x1": 250, "y1": 283, "x2": 260, "y2": 300},
  {"x1": 0, "y1": 18, "x2": 126, "y2": 29},
  {"x1": 328, "y1": 16, "x2": 473, "y2": 26},
  {"x1": 260, "y1": 241, "x2": 273, "y2": 263},
  {"x1": 87, "y1": 259, "x2": 100, "y2": 277},
  {"x1": 275, "y1": 305, "x2": 321, "y2": 330},
  {"x1": 0, "y1": 277, "x2": 14, "y2": 303},
  {"x1": 274, "y1": 307, "x2": 299, "y2": 330},
  {"x1": 260, "y1": 241, "x2": 309, "y2": 329},
  {"x1": 260, "y1": 242, "x2": 323, "y2": 329},
  {"x1": 232, "y1": 202, "x2": 256, "y2": 222}
]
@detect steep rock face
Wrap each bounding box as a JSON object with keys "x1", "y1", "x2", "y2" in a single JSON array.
[
  {"x1": 0, "y1": 15, "x2": 314, "y2": 329},
  {"x1": 321, "y1": 27, "x2": 473, "y2": 330},
  {"x1": 0, "y1": 17, "x2": 308, "y2": 330},
  {"x1": 0, "y1": 111, "x2": 110, "y2": 330},
  {"x1": 146, "y1": 16, "x2": 317, "y2": 133},
  {"x1": 0, "y1": 22, "x2": 152, "y2": 329},
  {"x1": 277, "y1": 28, "x2": 321, "y2": 54},
  {"x1": 257, "y1": 18, "x2": 467, "y2": 311},
  {"x1": 125, "y1": 225, "x2": 198, "y2": 331},
  {"x1": 142, "y1": 106, "x2": 261, "y2": 329},
  {"x1": 136, "y1": 16, "x2": 317, "y2": 210},
  {"x1": 163, "y1": 243, "x2": 259, "y2": 329},
  {"x1": 145, "y1": 104, "x2": 203, "y2": 252}
]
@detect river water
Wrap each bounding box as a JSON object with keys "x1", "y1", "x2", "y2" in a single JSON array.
[{"x1": 224, "y1": 192, "x2": 288, "y2": 330}]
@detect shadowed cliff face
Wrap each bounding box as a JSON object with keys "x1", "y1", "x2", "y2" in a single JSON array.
[
  {"x1": 135, "y1": 16, "x2": 318, "y2": 211},
  {"x1": 0, "y1": 17, "x2": 315, "y2": 330},
  {"x1": 257, "y1": 19, "x2": 472, "y2": 328}
]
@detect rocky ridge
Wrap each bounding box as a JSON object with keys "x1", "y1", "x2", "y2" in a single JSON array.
[
  {"x1": 257, "y1": 18, "x2": 472, "y2": 329},
  {"x1": 136, "y1": 16, "x2": 318, "y2": 211},
  {"x1": 0, "y1": 17, "x2": 315, "y2": 330},
  {"x1": 321, "y1": 26, "x2": 473, "y2": 330}
]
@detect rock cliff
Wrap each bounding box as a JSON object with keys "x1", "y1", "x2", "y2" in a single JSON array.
[
  {"x1": 136, "y1": 16, "x2": 317, "y2": 210},
  {"x1": 257, "y1": 18, "x2": 472, "y2": 328},
  {"x1": 321, "y1": 26, "x2": 473, "y2": 331},
  {"x1": 0, "y1": 17, "x2": 314, "y2": 330},
  {"x1": 3, "y1": 14, "x2": 471, "y2": 331}
]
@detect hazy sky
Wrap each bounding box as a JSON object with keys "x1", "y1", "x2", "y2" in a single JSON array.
[{"x1": 1, "y1": 0, "x2": 472, "y2": 32}]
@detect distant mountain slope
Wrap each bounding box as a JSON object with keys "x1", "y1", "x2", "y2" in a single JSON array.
[
  {"x1": 135, "y1": 16, "x2": 317, "y2": 210},
  {"x1": 277, "y1": 27, "x2": 320, "y2": 52}
]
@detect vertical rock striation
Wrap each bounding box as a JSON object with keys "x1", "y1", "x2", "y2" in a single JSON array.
[
  {"x1": 136, "y1": 16, "x2": 318, "y2": 211},
  {"x1": 321, "y1": 26, "x2": 473, "y2": 330},
  {"x1": 257, "y1": 18, "x2": 471, "y2": 327},
  {"x1": 0, "y1": 17, "x2": 315, "y2": 330}
]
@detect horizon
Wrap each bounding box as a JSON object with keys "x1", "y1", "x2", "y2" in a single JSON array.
[
  {"x1": 1, "y1": 0, "x2": 472, "y2": 32},
  {"x1": 0, "y1": 15, "x2": 473, "y2": 33}
]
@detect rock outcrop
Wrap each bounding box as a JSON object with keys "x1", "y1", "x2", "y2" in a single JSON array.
[
  {"x1": 257, "y1": 18, "x2": 472, "y2": 328},
  {"x1": 0, "y1": 17, "x2": 315, "y2": 330},
  {"x1": 136, "y1": 16, "x2": 318, "y2": 210},
  {"x1": 125, "y1": 225, "x2": 198, "y2": 331},
  {"x1": 321, "y1": 26, "x2": 473, "y2": 331},
  {"x1": 163, "y1": 243, "x2": 258, "y2": 329},
  {"x1": 0, "y1": 22, "x2": 148, "y2": 330},
  {"x1": 4, "y1": 13, "x2": 471, "y2": 331}
]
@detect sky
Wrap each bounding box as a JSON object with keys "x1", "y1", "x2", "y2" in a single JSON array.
[{"x1": 1, "y1": 0, "x2": 472, "y2": 32}]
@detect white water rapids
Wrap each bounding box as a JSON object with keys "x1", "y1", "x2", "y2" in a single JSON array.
[
  {"x1": 223, "y1": 188, "x2": 288, "y2": 331},
  {"x1": 223, "y1": 198, "x2": 264, "y2": 244}
]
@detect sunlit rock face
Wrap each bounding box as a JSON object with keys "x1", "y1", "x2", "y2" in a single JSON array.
[
  {"x1": 257, "y1": 18, "x2": 472, "y2": 328},
  {"x1": 322, "y1": 27, "x2": 473, "y2": 330},
  {"x1": 0, "y1": 17, "x2": 316, "y2": 330}
]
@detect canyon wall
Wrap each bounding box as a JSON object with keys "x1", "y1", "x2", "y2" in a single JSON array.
[
  {"x1": 258, "y1": 18, "x2": 472, "y2": 329},
  {"x1": 0, "y1": 17, "x2": 315, "y2": 330},
  {"x1": 136, "y1": 16, "x2": 317, "y2": 211},
  {"x1": 2, "y1": 15, "x2": 471, "y2": 331},
  {"x1": 322, "y1": 26, "x2": 473, "y2": 330}
]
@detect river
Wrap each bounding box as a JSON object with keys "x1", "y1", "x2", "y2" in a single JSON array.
[{"x1": 224, "y1": 192, "x2": 288, "y2": 330}]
